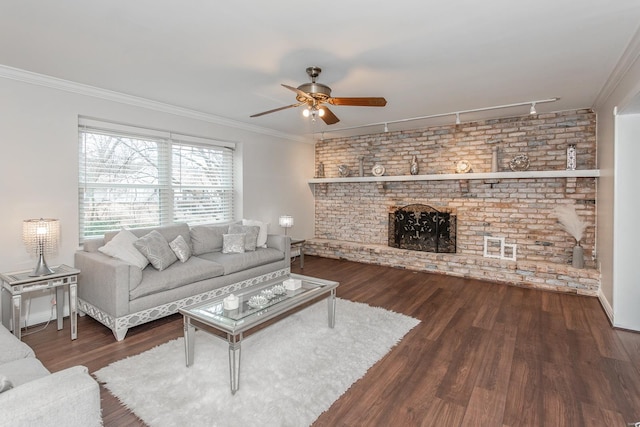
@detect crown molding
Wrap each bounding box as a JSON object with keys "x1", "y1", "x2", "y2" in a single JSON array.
[
  {"x1": 593, "y1": 24, "x2": 640, "y2": 109},
  {"x1": 0, "y1": 64, "x2": 311, "y2": 144}
]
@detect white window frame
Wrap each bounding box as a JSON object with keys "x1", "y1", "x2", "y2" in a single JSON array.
[{"x1": 78, "y1": 117, "x2": 235, "y2": 242}]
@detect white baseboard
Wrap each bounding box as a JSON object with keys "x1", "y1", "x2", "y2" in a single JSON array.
[{"x1": 598, "y1": 288, "x2": 614, "y2": 326}]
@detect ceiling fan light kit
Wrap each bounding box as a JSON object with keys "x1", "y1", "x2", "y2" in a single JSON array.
[{"x1": 250, "y1": 66, "x2": 387, "y2": 125}]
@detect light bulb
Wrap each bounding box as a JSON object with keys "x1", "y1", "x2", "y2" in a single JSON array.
[
  {"x1": 318, "y1": 108, "x2": 325, "y2": 117},
  {"x1": 302, "y1": 108, "x2": 310, "y2": 118},
  {"x1": 530, "y1": 102, "x2": 537, "y2": 115}
]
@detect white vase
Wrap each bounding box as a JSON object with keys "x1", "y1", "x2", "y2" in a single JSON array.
[{"x1": 572, "y1": 244, "x2": 584, "y2": 269}]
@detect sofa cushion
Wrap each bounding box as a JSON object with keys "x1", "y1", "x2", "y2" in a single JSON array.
[
  {"x1": 98, "y1": 229, "x2": 149, "y2": 269},
  {"x1": 0, "y1": 358, "x2": 50, "y2": 388},
  {"x1": 242, "y1": 219, "x2": 269, "y2": 248},
  {"x1": 130, "y1": 256, "x2": 225, "y2": 300},
  {"x1": 169, "y1": 235, "x2": 191, "y2": 263},
  {"x1": 134, "y1": 230, "x2": 178, "y2": 271},
  {"x1": 198, "y1": 247, "x2": 285, "y2": 275},
  {"x1": 0, "y1": 325, "x2": 35, "y2": 364},
  {"x1": 229, "y1": 224, "x2": 259, "y2": 251},
  {"x1": 190, "y1": 224, "x2": 229, "y2": 255}
]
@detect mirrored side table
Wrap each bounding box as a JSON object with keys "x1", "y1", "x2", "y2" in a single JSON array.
[
  {"x1": 1, "y1": 264, "x2": 80, "y2": 341},
  {"x1": 290, "y1": 239, "x2": 305, "y2": 269}
]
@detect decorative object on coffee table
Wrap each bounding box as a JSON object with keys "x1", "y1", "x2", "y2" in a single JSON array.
[
  {"x1": 410, "y1": 155, "x2": 419, "y2": 175},
  {"x1": 553, "y1": 202, "x2": 587, "y2": 268},
  {"x1": 566, "y1": 144, "x2": 577, "y2": 170},
  {"x1": 22, "y1": 218, "x2": 60, "y2": 276},
  {"x1": 509, "y1": 154, "x2": 530, "y2": 171}
]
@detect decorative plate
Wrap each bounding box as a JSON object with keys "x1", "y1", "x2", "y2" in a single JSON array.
[
  {"x1": 371, "y1": 164, "x2": 385, "y2": 176},
  {"x1": 455, "y1": 160, "x2": 472, "y2": 174},
  {"x1": 509, "y1": 154, "x2": 530, "y2": 171}
]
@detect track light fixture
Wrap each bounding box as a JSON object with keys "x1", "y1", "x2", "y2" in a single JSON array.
[
  {"x1": 530, "y1": 102, "x2": 537, "y2": 115},
  {"x1": 455, "y1": 113, "x2": 461, "y2": 125},
  {"x1": 384, "y1": 123, "x2": 389, "y2": 132}
]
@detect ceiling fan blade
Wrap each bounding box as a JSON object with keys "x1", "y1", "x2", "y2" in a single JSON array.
[
  {"x1": 250, "y1": 102, "x2": 304, "y2": 118},
  {"x1": 282, "y1": 84, "x2": 314, "y2": 101},
  {"x1": 320, "y1": 106, "x2": 340, "y2": 125},
  {"x1": 328, "y1": 97, "x2": 387, "y2": 107}
]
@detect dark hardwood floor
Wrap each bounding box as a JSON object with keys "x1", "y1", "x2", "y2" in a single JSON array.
[{"x1": 23, "y1": 256, "x2": 640, "y2": 426}]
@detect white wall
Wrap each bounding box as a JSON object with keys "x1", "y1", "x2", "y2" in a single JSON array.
[
  {"x1": 613, "y1": 113, "x2": 640, "y2": 329},
  {"x1": 0, "y1": 75, "x2": 315, "y2": 326},
  {"x1": 595, "y1": 39, "x2": 640, "y2": 330}
]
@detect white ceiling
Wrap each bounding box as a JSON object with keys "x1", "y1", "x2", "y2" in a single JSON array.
[{"x1": 2, "y1": 1, "x2": 640, "y2": 139}]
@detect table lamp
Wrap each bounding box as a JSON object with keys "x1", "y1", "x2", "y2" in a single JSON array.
[
  {"x1": 23, "y1": 218, "x2": 60, "y2": 276},
  {"x1": 278, "y1": 215, "x2": 294, "y2": 236}
]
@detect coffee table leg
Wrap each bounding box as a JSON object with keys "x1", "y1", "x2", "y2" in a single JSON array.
[
  {"x1": 328, "y1": 288, "x2": 336, "y2": 328},
  {"x1": 184, "y1": 317, "x2": 195, "y2": 367},
  {"x1": 228, "y1": 333, "x2": 242, "y2": 395}
]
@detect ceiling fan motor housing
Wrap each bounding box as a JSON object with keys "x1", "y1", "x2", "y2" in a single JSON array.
[{"x1": 296, "y1": 82, "x2": 331, "y2": 102}]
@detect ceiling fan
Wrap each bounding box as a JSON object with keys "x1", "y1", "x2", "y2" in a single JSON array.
[{"x1": 250, "y1": 66, "x2": 387, "y2": 125}]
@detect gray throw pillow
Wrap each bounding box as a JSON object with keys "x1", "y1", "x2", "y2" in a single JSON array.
[
  {"x1": 222, "y1": 233, "x2": 246, "y2": 254},
  {"x1": 190, "y1": 225, "x2": 229, "y2": 255},
  {"x1": 134, "y1": 230, "x2": 178, "y2": 271},
  {"x1": 169, "y1": 235, "x2": 191, "y2": 263},
  {"x1": 228, "y1": 224, "x2": 260, "y2": 251}
]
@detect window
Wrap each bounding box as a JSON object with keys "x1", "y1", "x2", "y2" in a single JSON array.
[{"x1": 78, "y1": 118, "x2": 234, "y2": 241}]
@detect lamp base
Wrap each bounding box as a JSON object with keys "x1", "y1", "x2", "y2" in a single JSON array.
[{"x1": 29, "y1": 254, "x2": 55, "y2": 277}]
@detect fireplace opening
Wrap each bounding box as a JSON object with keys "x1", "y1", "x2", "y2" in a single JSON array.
[{"x1": 388, "y1": 204, "x2": 456, "y2": 253}]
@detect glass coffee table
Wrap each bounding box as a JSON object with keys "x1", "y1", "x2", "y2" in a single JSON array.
[{"x1": 179, "y1": 273, "x2": 339, "y2": 394}]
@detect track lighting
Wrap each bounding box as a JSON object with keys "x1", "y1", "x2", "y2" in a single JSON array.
[
  {"x1": 530, "y1": 102, "x2": 537, "y2": 115},
  {"x1": 384, "y1": 123, "x2": 388, "y2": 132},
  {"x1": 455, "y1": 113, "x2": 461, "y2": 125}
]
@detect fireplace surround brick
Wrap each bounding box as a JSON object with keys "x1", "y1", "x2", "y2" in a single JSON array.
[{"x1": 308, "y1": 109, "x2": 599, "y2": 294}]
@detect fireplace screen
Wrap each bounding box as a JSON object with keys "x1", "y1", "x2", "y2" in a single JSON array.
[{"x1": 388, "y1": 204, "x2": 456, "y2": 253}]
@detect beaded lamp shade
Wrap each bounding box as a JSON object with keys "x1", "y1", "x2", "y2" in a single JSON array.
[{"x1": 22, "y1": 218, "x2": 60, "y2": 276}]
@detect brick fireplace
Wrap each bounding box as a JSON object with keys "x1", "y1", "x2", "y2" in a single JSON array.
[{"x1": 304, "y1": 109, "x2": 600, "y2": 295}]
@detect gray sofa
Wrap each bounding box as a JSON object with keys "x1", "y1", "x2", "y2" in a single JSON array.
[
  {"x1": 0, "y1": 324, "x2": 102, "y2": 426},
  {"x1": 75, "y1": 222, "x2": 290, "y2": 341}
]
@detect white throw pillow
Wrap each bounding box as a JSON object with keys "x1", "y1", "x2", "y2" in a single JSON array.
[
  {"x1": 242, "y1": 219, "x2": 269, "y2": 248},
  {"x1": 98, "y1": 229, "x2": 149, "y2": 269}
]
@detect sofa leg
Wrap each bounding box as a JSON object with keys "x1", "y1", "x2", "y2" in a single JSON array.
[{"x1": 113, "y1": 328, "x2": 128, "y2": 341}]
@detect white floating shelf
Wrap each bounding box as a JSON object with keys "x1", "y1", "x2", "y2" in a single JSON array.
[{"x1": 308, "y1": 169, "x2": 600, "y2": 184}]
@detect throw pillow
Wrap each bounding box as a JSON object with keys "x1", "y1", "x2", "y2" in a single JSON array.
[
  {"x1": 169, "y1": 235, "x2": 191, "y2": 263},
  {"x1": 190, "y1": 224, "x2": 229, "y2": 255},
  {"x1": 222, "y1": 233, "x2": 246, "y2": 254},
  {"x1": 229, "y1": 224, "x2": 260, "y2": 251},
  {"x1": 0, "y1": 376, "x2": 13, "y2": 393},
  {"x1": 242, "y1": 219, "x2": 269, "y2": 247},
  {"x1": 98, "y1": 228, "x2": 149, "y2": 269},
  {"x1": 134, "y1": 230, "x2": 178, "y2": 271}
]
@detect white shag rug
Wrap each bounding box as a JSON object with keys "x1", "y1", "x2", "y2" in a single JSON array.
[{"x1": 95, "y1": 298, "x2": 419, "y2": 427}]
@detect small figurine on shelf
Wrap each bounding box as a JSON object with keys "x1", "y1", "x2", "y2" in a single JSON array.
[
  {"x1": 338, "y1": 164, "x2": 350, "y2": 177},
  {"x1": 410, "y1": 155, "x2": 419, "y2": 175},
  {"x1": 316, "y1": 162, "x2": 325, "y2": 178}
]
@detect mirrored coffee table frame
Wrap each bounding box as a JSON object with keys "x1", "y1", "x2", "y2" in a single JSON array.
[{"x1": 179, "y1": 273, "x2": 339, "y2": 394}]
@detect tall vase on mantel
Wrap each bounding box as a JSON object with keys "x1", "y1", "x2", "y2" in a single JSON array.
[
  {"x1": 572, "y1": 240, "x2": 584, "y2": 269},
  {"x1": 410, "y1": 155, "x2": 419, "y2": 175}
]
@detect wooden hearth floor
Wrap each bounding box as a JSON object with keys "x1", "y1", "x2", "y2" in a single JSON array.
[{"x1": 23, "y1": 255, "x2": 640, "y2": 426}]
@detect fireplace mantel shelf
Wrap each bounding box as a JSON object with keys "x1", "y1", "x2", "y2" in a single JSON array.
[{"x1": 308, "y1": 169, "x2": 600, "y2": 184}]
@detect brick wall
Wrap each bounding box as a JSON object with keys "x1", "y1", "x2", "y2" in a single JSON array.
[{"x1": 306, "y1": 109, "x2": 600, "y2": 294}]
